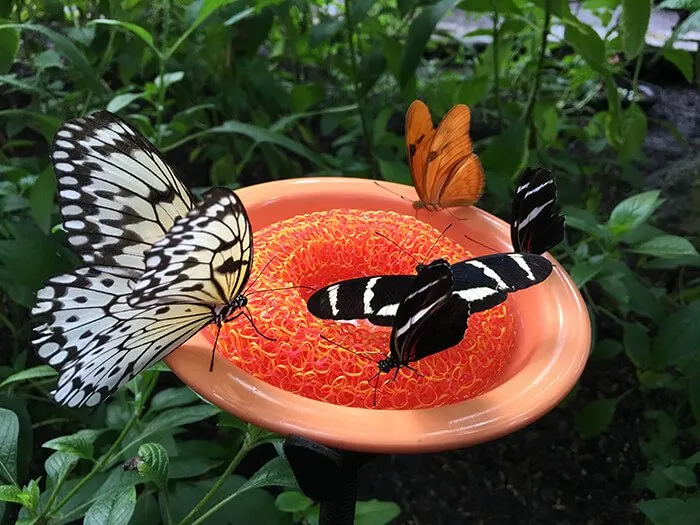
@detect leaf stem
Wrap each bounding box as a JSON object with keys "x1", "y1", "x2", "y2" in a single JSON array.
[
  {"x1": 523, "y1": 0, "x2": 551, "y2": 126},
  {"x1": 176, "y1": 443, "x2": 251, "y2": 525},
  {"x1": 162, "y1": 491, "x2": 174, "y2": 525},
  {"x1": 491, "y1": 0, "x2": 503, "y2": 121}
]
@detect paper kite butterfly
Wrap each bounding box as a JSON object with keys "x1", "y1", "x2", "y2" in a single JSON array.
[
  {"x1": 31, "y1": 111, "x2": 254, "y2": 408},
  {"x1": 307, "y1": 166, "x2": 565, "y2": 378},
  {"x1": 405, "y1": 100, "x2": 486, "y2": 211}
]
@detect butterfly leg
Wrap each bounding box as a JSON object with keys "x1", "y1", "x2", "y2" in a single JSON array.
[
  {"x1": 210, "y1": 322, "x2": 223, "y2": 372},
  {"x1": 242, "y1": 306, "x2": 276, "y2": 341}
]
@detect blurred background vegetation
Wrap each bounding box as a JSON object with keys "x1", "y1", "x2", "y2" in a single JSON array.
[{"x1": 1, "y1": 0, "x2": 700, "y2": 524}]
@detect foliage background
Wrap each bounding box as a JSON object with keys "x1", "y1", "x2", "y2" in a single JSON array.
[{"x1": 1, "y1": 0, "x2": 699, "y2": 523}]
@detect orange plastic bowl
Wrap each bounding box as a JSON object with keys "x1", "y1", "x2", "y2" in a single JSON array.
[{"x1": 164, "y1": 177, "x2": 591, "y2": 454}]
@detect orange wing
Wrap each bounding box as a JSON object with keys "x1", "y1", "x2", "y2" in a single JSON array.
[
  {"x1": 422, "y1": 104, "x2": 485, "y2": 210},
  {"x1": 405, "y1": 100, "x2": 436, "y2": 204}
]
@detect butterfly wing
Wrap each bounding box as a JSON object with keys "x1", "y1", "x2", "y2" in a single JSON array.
[
  {"x1": 406, "y1": 295, "x2": 472, "y2": 362},
  {"x1": 128, "y1": 188, "x2": 253, "y2": 307},
  {"x1": 389, "y1": 259, "x2": 455, "y2": 365},
  {"x1": 451, "y1": 253, "x2": 553, "y2": 313},
  {"x1": 307, "y1": 275, "x2": 416, "y2": 327},
  {"x1": 510, "y1": 167, "x2": 565, "y2": 254},
  {"x1": 32, "y1": 267, "x2": 213, "y2": 407},
  {"x1": 51, "y1": 111, "x2": 195, "y2": 277},
  {"x1": 422, "y1": 104, "x2": 485, "y2": 209},
  {"x1": 405, "y1": 100, "x2": 436, "y2": 203}
]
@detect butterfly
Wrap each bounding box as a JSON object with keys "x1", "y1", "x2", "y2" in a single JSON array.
[
  {"x1": 405, "y1": 100, "x2": 486, "y2": 211},
  {"x1": 307, "y1": 167, "x2": 565, "y2": 376},
  {"x1": 32, "y1": 111, "x2": 254, "y2": 408}
]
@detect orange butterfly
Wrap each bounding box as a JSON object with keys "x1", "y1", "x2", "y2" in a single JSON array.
[{"x1": 405, "y1": 100, "x2": 485, "y2": 211}]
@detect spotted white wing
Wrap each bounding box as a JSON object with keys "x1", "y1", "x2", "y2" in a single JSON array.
[
  {"x1": 128, "y1": 187, "x2": 253, "y2": 307},
  {"x1": 32, "y1": 267, "x2": 213, "y2": 407},
  {"x1": 51, "y1": 111, "x2": 195, "y2": 277}
]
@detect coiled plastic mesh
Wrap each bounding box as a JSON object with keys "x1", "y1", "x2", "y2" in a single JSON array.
[{"x1": 205, "y1": 209, "x2": 515, "y2": 410}]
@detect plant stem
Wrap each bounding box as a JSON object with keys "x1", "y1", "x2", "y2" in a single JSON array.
[
  {"x1": 343, "y1": 0, "x2": 378, "y2": 179},
  {"x1": 176, "y1": 444, "x2": 251, "y2": 525},
  {"x1": 491, "y1": 0, "x2": 503, "y2": 121},
  {"x1": 46, "y1": 413, "x2": 139, "y2": 517},
  {"x1": 162, "y1": 491, "x2": 174, "y2": 525},
  {"x1": 155, "y1": 58, "x2": 167, "y2": 147},
  {"x1": 523, "y1": 0, "x2": 551, "y2": 126},
  {"x1": 631, "y1": 52, "x2": 643, "y2": 96}
]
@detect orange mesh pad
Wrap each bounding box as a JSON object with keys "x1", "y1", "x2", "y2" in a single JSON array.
[{"x1": 205, "y1": 209, "x2": 515, "y2": 410}]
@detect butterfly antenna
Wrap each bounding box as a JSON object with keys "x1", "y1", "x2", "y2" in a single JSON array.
[
  {"x1": 423, "y1": 223, "x2": 453, "y2": 264},
  {"x1": 210, "y1": 322, "x2": 223, "y2": 372},
  {"x1": 373, "y1": 231, "x2": 419, "y2": 265},
  {"x1": 244, "y1": 255, "x2": 277, "y2": 294},
  {"x1": 247, "y1": 284, "x2": 317, "y2": 296},
  {"x1": 319, "y1": 334, "x2": 383, "y2": 361},
  {"x1": 463, "y1": 232, "x2": 500, "y2": 254},
  {"x1": 242, "y1": 307, "x2": 276, "y2": 342},
  {"x1": 443, "y1": 206, "x2": 470, "y2": 222},
  {"x1": 374, "y1": 181, "x2": 414, "y2": 204}
]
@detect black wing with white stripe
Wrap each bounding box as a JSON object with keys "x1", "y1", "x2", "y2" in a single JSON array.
[
  {"x1": 510, "y1": 167, "x2": 565, "y2": 254},
  {"x1": 51, "y1": 111, "x2": 195, "y2": 277}
]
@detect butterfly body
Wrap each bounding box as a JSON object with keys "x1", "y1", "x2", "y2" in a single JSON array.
[{"x1": 405, "y1": 100, "x2": 486, "y2": 211}]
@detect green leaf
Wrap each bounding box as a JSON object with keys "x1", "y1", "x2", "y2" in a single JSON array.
[
  {"x1": 575, "y1": 398, "x2": 618, "y2": 438},
  {"x1": 378, "y1": 160, "x2": 411, "y2": 184},
  {"x1": 29, "y1": 167, "x2": 56, "y2": 233},
  {"x1": 89, "y1": 19, "x2": 158, "y2": 54},
  {"x1": 224, "y1": 7, "x2": 255, "y2": 26},
  {"x1": 456, "y1": 75, "x2": 489, "y2": 106},
  {"x1": 663, "y1": 48, "x2": 694, "y2": 83},
  {"x1": 399, "y1": 0, "x2": 461, "y2": 87},
  {"x1": 131, "y1": 405, "x2": 220, "y2": 446},
  {"x1": 653, "y1": 300, "x2": 700, "y2": 367},
  {"x1": 166, "y1": 0, "x2": 238, "y2": 58},
  {"x1": 629, "y1": 235, "x2": 699, "y2": 259},
  {"x1": 689, "y1": 371, "x2": 700, "y2": 423},
  {"x1": 349, "y1": 0, "x2": 376, "y2": 25},
  {"x1": 565, "y1": 22, "x2": 606, "y2": 73},
  {"x1": 136, "y1": 443, "x2": 169, "y2": 491},
  {"x1": 43, "y1": 429, "x2": 104, "y2": 460},
  {"x1": 637, "y1": 498, "x2": 700, "y2": 525},
  {"x1": 591, "y1": 339, "x2": 622, "y2": 362},
  {"x1": 275, "y1": 491, "x2": 312, "y2": 513},
  {"x1": 480, "y1": 123, "x2": 528, "y2": 199},
  {"x1": 0, "y1": 22, "x2": 19, "y2": 74},
  {"x1": 658, "y1": 0, "x2": 700, "y2": 8},
  {"x1": 232, "y1": 457, "x2": 298, "y2": 499},
  {"x1": 621, "y1": 0, "x2": 651, "y2": 59},
  {"x1": 0, "y1": 365, "x2": 57, "y2": 388},
  {"x1": 106, "y1": 93, "x2": 144, "y2": 114},
  {"x1": 663, "y1": 466, "x2": 697, "y2": 487},
  {"x1": 150, "y1": 387, "x2": 199, "y2": 412},
  {"x1": 309, "y1": 20, "x2": 343, "y2": 46},
  {"x1": 607, "y1": 190, "x2": 661, "y2": 235},
  {"x1": 0, "y1": 23, "x2": 104, "y2": 94},
  {"x1": 623, "y1": 322, "x2": 651, "y2": 369},
  {"x1": 84, "y1": 486, "x2": 137, "y2": 525},
  {"x1": 355, "y1": 499, "x2": 402, "y2": 525},
  {"x1": 0, "y1": 74, "x2": 52, "y2": 97},
  {"x1": 0, "y1": 408, "x2": 18, "y2": 484},
  {"x1": 154, "y1": 71, "x2": 184, "y2": 89},
  {"x1": 0, "y1": 485, "x2": 23, "y2": 504},
  {"x1": 570, "y1": 260, "x2": 604, "y2": 288},
  {"x1": 44, "y1": 451, "x2": 78, "y2": 490},
  {"x1": 169, "y1": 456, "x2": 221, "y2": 479},
  {"x1": 618, "y1": 104, "x2": 647, "y2": 163}
]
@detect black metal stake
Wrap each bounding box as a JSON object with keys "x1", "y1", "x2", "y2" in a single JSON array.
[{"x1": 283, "y1": 435, "x2": 376, "y2": 525}]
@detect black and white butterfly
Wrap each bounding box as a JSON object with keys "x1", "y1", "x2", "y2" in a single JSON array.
[
  {"x1": 32, "y1": 112, "x2": 254, "y2": 408},
  {"x1": 308, "y1": 166, "x2": 565, "y2": 376}
]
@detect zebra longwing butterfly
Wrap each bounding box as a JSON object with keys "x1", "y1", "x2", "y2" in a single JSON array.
[{"x1": 32, "y1": 111, "x2": 255, "y2": 408}]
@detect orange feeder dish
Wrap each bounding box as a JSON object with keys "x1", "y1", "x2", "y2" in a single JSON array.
[{"x1": 164, "y1": 177, "x2": 591, "y2": 454}]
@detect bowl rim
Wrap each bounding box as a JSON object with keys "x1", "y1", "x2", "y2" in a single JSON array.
[{"x1": 164, "y1": 177, "x2": 591, "y2": 454}]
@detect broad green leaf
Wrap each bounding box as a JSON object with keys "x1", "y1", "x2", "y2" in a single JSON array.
[
  {"x1": 154, "y1": 71, "x2": 184, "y2": 89},
  {"x1": 128, "y1": 493, "x2": 160, "y2": 525},
  {"x1": 562, "y1": 206, "x2": 600, "y2": 235},
  {"x1": 528, "y1": 0, "x2": 572, "y2": 17},
  {"x1": 84, "y1": 486, "x2": 137, "y2": 525},
  {"x1": 663, "y1": 465, "x2": 697, "y2": 487},
  {"x1": 29, "y1": 167, "x2": 56, "y2": 233},
  {"x1": 378, "y1": 160, "x2": 411, "y2": 184},
  {"x1": 0, "y1": 22, "x2": 19, "y2": 74},
  {"x1": 629, "y1": 235, "x2": 699, "y2": 259},
  {"x1": 480, "y1": 123, "x2": 528, "y2": 199},
  {"x1": 399, "y1": 0, "x2": 461, "y2": 86},
  {"x1": 623, "y1": 322, "x2": 651, "y2": 369},
  {"x1": 136, "y1": 443, "x2": 168, "y2": 491},
  {"x1": 169, "y1": 456, "x2": 221, "y2": 479},
  {"x1": 575, "y1": 398, "x2": 618, "y2": 438},
  {"x1": 663, "y1": 49, "x2": 694, "y2": 83},
  {"x1": 689, "y1": 371, "x2": 700, "y2": 423},
  {"x1": 456, "y1": 75, "x2": 489, "y2": 106},
  {"x1": 132, "y1": 405, "x2": 220, "y2": 446},
  {"x1": 653, "y1": 300, "x2": 700, "y2": 366},
  {"x1": 43, "y1": 429, "x2": 104, "y2": 460},
  {"x1": 309, "y1": 20, "x2": 343, "y2": 46},
  {"x1": 275, "y1": 491, "x2": 312, "y2": 513},
  {"x1": 149, "y1": 387, "x2": 199, "y2": 412},
  {"x1": 658, "y1": 0, "x2": 700, "y2": 7},
  {"x1": 89, "y1": 19, "x2": 158, "y2": 54},
  {"x1": 637, "y1": 498, "x2": 700, "y2": 525},
  {"x1": 230, "y1": 457, "x2": 298, "y2": 501},
  {"x1": 570, "y1": 260, "x2": 604, "y2": 288},
  {"x1": 0, "y1": 408, "x2": 19, "y2": 484},
  {"x1": 591, "y1": 339, "x2": 622, "y2": 362},
  {"x1": 349, "y1": 0, "x2": 376, "y2": 25},
  {"x1": 565, "y1": 22, "x2": 606, "y2": 73},
  {"x1": 621, "y1": 0, "x2": 651, "y2": 59},
  {"x1": 0, "y1": 365, "x2": 57, "y2": 388},
  {"x1": 618, "y1": 104, "x2": 647, "y2": 163},
  {"x1": 355, "y1": 499, "x2": 401, "y2": 525},
  {"x1": 0, "y1": 23, "x2": 103, "y2": 94},
  {"x1": 166, "y1": 0, "x2": 238, "y2": 58},
  {"x1": 607, "y1": 190, "x2": 661, "y2": 235},
  {"x1": 106, "y1": 93, "x2": 144, "y2": 113},
  {"x1": 0, "y1": 74, "x2": 51, "y2": 97},
  {"x1": 224, "y1": 7, "x2": 255, "y2": 26},
  {"x1": 0, "y1": 485, "x2": 22, "y2": 504},
  {"x1": 44, "y1": 451, "x2": 78, "y2": 490}
]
